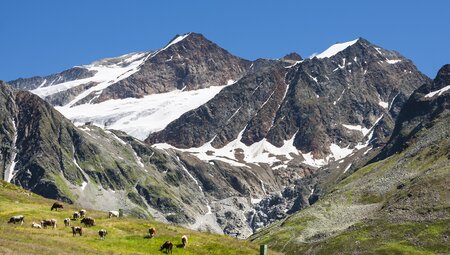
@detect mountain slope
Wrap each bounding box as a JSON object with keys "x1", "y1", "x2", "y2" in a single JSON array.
[
  {"x1": 0, "y1": 181, "x2": 279, "y2": 255},
  {"x1": 249, "y1": 65, "x2": 450, "y2": 255}
]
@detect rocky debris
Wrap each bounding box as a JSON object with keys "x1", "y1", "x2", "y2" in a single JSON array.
[
  {"x1": 249, "y1": 174, "x2": 317, "y2": 232},
  {"x1": 214, "y1": 197, "x2": 255, "y2": 239}
]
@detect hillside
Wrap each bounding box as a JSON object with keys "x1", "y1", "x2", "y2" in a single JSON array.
[
  {"x1": 0, "y1": 180, "x2": 281, "y2": 255},
  {"x1": 250, "y1": 65, "x2": 450, "y2": 254},
  {"x1": 0, "y1": 82, "x2": 280, "y2": 238}
]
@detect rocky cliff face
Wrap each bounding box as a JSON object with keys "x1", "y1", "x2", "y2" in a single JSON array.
[{"x1": 374, "y1": 64, "x2": 450, "y2": 160}]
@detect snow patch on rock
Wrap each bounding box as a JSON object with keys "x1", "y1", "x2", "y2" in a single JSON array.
[
  {"x1": 314, "y1": 39, "x2": 359, "y2": 59},
  {"x1": 342, "y1": 123, "x2": 371, "y2": 136},
  {"x1": 424, "y1": 85, "x2": 450, "y2": 98},
  {"x1": 5, "y1": 120, "x2": 18, "y2": 183}
]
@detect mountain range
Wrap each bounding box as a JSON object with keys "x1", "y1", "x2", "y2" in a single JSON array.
[{"x1": 1, "y1": 32, "x2": 448, "y2": 252}]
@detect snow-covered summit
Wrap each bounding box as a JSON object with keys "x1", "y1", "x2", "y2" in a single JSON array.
[
  {"x1": 314, "y1": 38, "x2": 359, "y2": 59},
  {"x1": 162, "y1": 33, "x2": 192, "y2": 50}
]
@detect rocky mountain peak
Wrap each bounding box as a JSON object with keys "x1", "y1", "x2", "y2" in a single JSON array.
[
  {"x1": 433, "y1": 64, "x2": 450, "y2": 88},
  {"x1": 87, "y1": 32, "x2": 251, "y2": 103},
  {"x1": 311, "y1": 37, "x2": 406, "y2": 64},
  {"x1": 282, "y1": 52, "x2": 302, "y2": 62},
  {"x1": 157, "y1": 32, "x2": 222, "y2": 55}
]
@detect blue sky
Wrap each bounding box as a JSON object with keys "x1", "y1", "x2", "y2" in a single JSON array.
[{"x1": 1, "y1": 0, "x2": 449, "y2": 81}]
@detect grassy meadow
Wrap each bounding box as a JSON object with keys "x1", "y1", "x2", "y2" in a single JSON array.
[{"x1": 0, "y1": 181, "x2": 281, "y2": 255}]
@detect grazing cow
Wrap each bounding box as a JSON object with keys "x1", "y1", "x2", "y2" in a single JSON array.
[
  {"x1": 108, "y1": 211, "x2": 119, "y2": 218},
  {"x1": 31, "y1": 222, "x2": 42, "y2": 229},
  {"x1": 73, "y1": 212, "x2": 80, "y2": 220},
  {"x1": 149, "y1": 227, "x2": 156, "y2": 238},
  {"x1": 80, "y1": 217, "x2": 95, "y2": 227},
  {"x1": 41, "y1": 219, "x2": 57, "y2": 229},
  {"x1": 8, "y1": 215, "x2": 24, "y2": 225},
  {"x1": 79, "y1": 209, "x2": 86, "y2": 218},
  {"x1": 71, "y1": 226, "x2": 83, "y2": 236},
  {"x1": 64, "y1": 218, "x2": 71, "y2": 227},
  {"x1": 98, "y1": 229, "x2": 107, "y2": 240},
  {"x1": 50, "y1": 202, "x2": 64, "y2": 211},
  {"x1": 181, "y1": 235, "x2": 188, "y2": 248},
  {"x1": 160, "y1": 241, "x2": 173, "y2": 254}
]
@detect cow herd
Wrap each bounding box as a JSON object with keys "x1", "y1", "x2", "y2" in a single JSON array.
[{"x1": 6, "y1": 202, "x2": 189, "y2": 253}]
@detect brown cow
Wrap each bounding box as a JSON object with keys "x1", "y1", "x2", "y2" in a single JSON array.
[
  {"x1": 41, "y1": 219, "x2": 57, "y2": 229},
  {"x1": 71, "y1": 226, "x2": 82, "y2": 236},
  {"x1": 181, "y1": 235, "x2": 188, "y2": 248},
  {"x1": 80, "y1": 217, "x2": 95, "y2": 227},
  {"x1": 160, "y1": 241, "x2": 173, "y2": 254},
  {"x1": 51, "y1": 202, "x2": 64, "y2": 211},
  {"x1": 149, "y1": 227, "x2": 156, "y2": 238}
]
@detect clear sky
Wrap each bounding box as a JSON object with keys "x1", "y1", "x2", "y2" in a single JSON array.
[{"x1": 1, "y1": 0, "x2": 449, "y2": 81}]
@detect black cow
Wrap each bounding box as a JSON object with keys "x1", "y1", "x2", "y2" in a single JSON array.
[
  {"x1": 80, "y1": 217, "x2": 95, "y2": 227},
  {"x1": 50, "y1": 202, "x2": 64, "y2": 211}
]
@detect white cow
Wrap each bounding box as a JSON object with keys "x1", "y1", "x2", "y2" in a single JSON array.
[{"x1": 108, "y1": 210, "x2": 119, "y2": 218}]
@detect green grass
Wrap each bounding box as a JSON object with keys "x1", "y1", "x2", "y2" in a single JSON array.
[{"x1": 0, "y1": 181, "x2": 281, "y2": 255}]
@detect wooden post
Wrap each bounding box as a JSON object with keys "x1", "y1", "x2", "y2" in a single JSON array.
[{"x1": 260, "y1": 244, "x2": 268, "y2": 255}]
